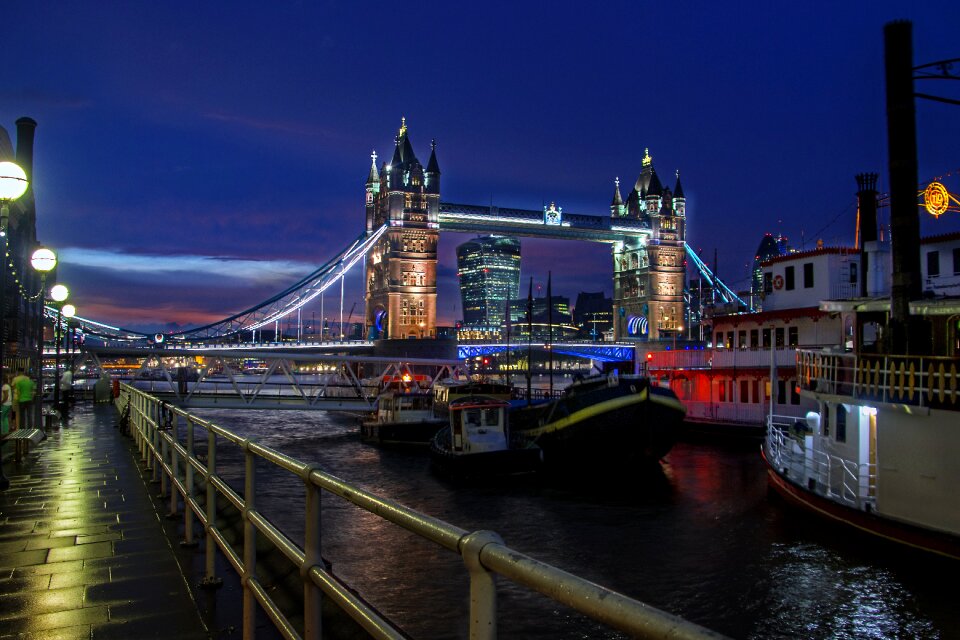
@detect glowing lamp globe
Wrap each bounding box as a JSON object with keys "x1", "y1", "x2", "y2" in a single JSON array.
[
  {"x1": 31, "y1": 247, "x2": 57, "y2": 273},
  {"x1": 50, "y1": 284, "x2": 69, "y2": 302},
  {"x1": 0, "y1": 161, "x2": 29, "y2": 201},
  {"x1": 62, "y1": 304, "x2": 76, "y2": 318}
]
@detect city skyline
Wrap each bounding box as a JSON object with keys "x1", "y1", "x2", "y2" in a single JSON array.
[{"x1": 2, "y1": 2, "x2": 959, "y2": 332}]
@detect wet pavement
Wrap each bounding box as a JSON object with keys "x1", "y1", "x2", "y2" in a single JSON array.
[{"x1": 0, "y1": 403, "x2": 215, "y2": 639}]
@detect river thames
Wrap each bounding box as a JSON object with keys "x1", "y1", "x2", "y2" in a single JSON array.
[{"x1": 193, "y1": 408, "x2": 957, "y2": 639}]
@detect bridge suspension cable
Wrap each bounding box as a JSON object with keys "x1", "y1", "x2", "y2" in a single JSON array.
[
  {"x1": 168, "y1": 224, "x2": 388, "y2": 341},
  {"x1": 684, "y1": 245, "x2": 752, "y2": 311},
  {"x1": 59, "y1": 225, "x2": 387, "y2": 345}
]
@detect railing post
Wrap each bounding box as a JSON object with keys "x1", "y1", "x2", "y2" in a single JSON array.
[
  {"x1": 200, "y1": 426, "x2": 222, "y2": 588},
  {"x1": 243, "y1": 442, "x2": 257, "y2": 640},
  {"x1": 168, "y1": 413, "x2": 179, "y2": 515},
  {"x1": 151, "y1": 402, "x2": 160, "y2": 481},
  {"x1": 460, "y1": 530, "x2": 503, "y2": 640},
  {"x1": 160, "y1": 428, "x2": 169, "y2": 498},
  {"x1": 303, "y1": 467, "x2": 323, "y2": 640},
  {"x1": 183, "y1": 417, "x2": 196, "y2": 546}
]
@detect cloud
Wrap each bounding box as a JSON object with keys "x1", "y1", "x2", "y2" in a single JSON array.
[
  {"x1": 203, "y1": 110, "x2": 344, "y2": 140},
  {"x1": 59, "y1": 247, "x2": 315, "y2": 287}
]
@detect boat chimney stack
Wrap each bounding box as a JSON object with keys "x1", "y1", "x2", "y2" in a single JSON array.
[
  {"x1": 856, "y1": 173, "x2": 879, "y2": 298},
  {"x1": 883, "y1": 20, "x2": 927, "y2": 355}
]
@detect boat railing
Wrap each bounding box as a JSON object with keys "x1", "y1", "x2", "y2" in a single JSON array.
[
  {"x1": 765, "y1": 418, "x2": 876, "y2": 511},
  {"x1": 796, "y1": 349, "x2": 960, "y2": 411},
  {"x1": 121, "y1": 384, "x2": 723, "y2": 640}
]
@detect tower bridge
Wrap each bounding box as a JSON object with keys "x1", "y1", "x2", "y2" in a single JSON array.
[{"x1": 65, "y1": 119, "x2": 748, "y2": 351}]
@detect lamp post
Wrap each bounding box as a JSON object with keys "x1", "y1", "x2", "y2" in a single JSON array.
[
  {"x1": 50, "y1": 284, "x2": 68, "y2": 413},
  {"x1": 61, "y1": 304, "x2": 75, "y2": 414},
  {"x1": 0, "y1": 161, "x2": 30, "y2": 491},
  {"x1": 30, "y1": 247, "x2": 56, "y2": 429}
]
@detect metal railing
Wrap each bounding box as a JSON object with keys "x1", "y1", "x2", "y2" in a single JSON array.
[
  {"x1": 121, "y1": 384, "x2": 726, "y2": 640},
  {"x1": 765, "y1": 416, "x2": 876, "y2": 511},
  {"x1": 796, "y1": 349, "x2": 960, "y2": 411}
]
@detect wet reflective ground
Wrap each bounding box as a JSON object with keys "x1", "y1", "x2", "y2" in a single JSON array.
[{"x1": 194, "y1": 409, "x2": 957, "y2": 639}]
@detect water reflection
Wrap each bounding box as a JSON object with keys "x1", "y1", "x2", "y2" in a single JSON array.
[{"x1": 192, "y1": 409, "x2": 956, "y2": 639}]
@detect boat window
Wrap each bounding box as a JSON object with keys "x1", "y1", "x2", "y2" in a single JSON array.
[
  {"x1": 823, "y1": 405, "x2": 830, "y2": 436},
  {"x1": 836, "y1": 406, "x2": 847, "y2": 443},
  {"x1": 465, "y1": 410, "x2": 482, "y2": 428},
  {"x1": 482, "y1": 408, "x2": 500, "y2": 427}
]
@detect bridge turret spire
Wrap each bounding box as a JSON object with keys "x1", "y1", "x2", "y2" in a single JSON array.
[
  {"x1": 425, "y1": 139, "x2": 441, "y2": 194},
  {"x1": 367, "y1": 149, "x2": 380, "y2": 185}
]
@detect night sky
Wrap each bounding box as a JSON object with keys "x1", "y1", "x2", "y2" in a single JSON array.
[{"x1": 3, "y1": 2, "x2": 959, "y2": 332}]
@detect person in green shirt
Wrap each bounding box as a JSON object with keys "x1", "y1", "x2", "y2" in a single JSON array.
[{"x1": 12, "y1": 369, "x2": 36, "y2": 431}]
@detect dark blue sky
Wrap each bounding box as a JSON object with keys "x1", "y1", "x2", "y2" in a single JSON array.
[{"x1": 3, "y1": 2, "x2": 959, "y2": 330}]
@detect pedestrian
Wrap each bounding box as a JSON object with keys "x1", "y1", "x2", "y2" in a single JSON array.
[
  {"x1": 60, "y1": 367, "x2": 74, "y2": 406},
  {"x1": 1, "y1": 372, "x2": 11, "y2": 437},
  {"x1": 12, "y1": 368, "x2": 36, "y2": 431}
]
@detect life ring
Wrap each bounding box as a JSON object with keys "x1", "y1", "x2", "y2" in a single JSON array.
[{"x1": 773, "y1": 275, "x2": 784, "y2": 290}]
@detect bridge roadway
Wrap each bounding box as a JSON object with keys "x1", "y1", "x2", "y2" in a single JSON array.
[{"x1": 0, "y1": 404, "x2": 245, "y2": 638}]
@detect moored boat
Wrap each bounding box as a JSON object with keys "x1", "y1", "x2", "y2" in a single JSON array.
[
  {"x1": 429, "y1": 395, "x2": 542, "y2": 477},
  {"x1": 361, "y1": 390, "x2": 446, "y2": 447},
  {"x1": 764, "y1": 349, "x2": 960, "y2": 560},
  {"x1": 509, "y1": 371, "x2": 685, "y2": 468}
]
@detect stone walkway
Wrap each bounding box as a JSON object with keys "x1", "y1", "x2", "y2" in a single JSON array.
[{"x1": 0, "y1": 403, "x2": 214, "y2": 639}]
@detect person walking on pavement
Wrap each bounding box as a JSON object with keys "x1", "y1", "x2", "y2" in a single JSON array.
[
  {"x1": 12, "y1": 369, "x2": 36, "y2": 431},
  {"x1": 1, "y1": 373, "x2": 11, "y2": 437}
]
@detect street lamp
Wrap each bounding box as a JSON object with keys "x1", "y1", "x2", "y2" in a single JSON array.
[
  {"x1": 31, "y1": 247, "x2": 56, "y2": 429},
  {"x1": 61, "y1": 304, "x2": 76, "y2": 412},
  {"x1": 0, "y1": 160, "x2": 29, "y2": 491},
  {"x1": 50, "y1": 284, "x2": 68, "y2": 412}
]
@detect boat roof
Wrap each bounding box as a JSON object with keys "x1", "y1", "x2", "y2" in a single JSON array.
[{"x1": 449, "y1": 395, "x2": 510, "y2": 410}]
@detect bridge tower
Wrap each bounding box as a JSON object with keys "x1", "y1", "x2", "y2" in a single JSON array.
[
  {"x1": 364, "y1": 119, "x2": 440, "y2": 339},
  {"x1": 611, "y1": 150, "x2": 686, "y2": 341}
]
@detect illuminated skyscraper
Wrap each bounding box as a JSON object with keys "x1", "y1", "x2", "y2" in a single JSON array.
[{"x1": 456, "y1": 236, "x2": 521, "y2": 337}]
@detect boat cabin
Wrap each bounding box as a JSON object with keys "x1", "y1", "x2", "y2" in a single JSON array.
[
  {"x1": 374, "y1": 391, "x2": 435, "y2": 424},
  {"x1": 445, "y1": 396, "x2": 511, "y2": 454}
]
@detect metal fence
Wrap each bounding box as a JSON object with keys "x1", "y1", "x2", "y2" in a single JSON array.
[{"x1": 121, "y1": 384, "x2": 726, "y2": 640}]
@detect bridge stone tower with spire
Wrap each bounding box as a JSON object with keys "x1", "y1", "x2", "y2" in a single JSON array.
[
  {"x1": 610, "y1": 149, "x2": 686, "y2": 341},
  {"x1": 364, "y1": 119, "x2": 441, "y2": 339}
]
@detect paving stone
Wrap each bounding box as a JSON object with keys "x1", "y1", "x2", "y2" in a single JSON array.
[
  {"x1": 0, "y1": 405, "x2": 213, "y2": 638},
  {"x1": 47, "y1": 541, "x2": 114, "y2": 563},
  {"x1": 48, "y1": 567, "x2": 110, "y2": 590}
]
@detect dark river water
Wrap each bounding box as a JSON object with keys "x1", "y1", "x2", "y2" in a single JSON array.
[{"x1": 191, "y1": 408, "x2": 957, "y2": 640}]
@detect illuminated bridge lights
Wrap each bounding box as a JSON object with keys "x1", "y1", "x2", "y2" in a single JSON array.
[{"x1": 457, "y1": 342, "x2": 636, "y2": 363}]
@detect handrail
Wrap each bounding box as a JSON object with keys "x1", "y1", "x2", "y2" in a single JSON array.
[
  {"x1": 121, "y1": 384, "x2": 726, "y2": 640},
  {"x1": 796, "y1": 348, "x2": 960, "y2": 411},
  {"x1": 765, "y1": 422, "x2": 876, "y2": 511}
]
